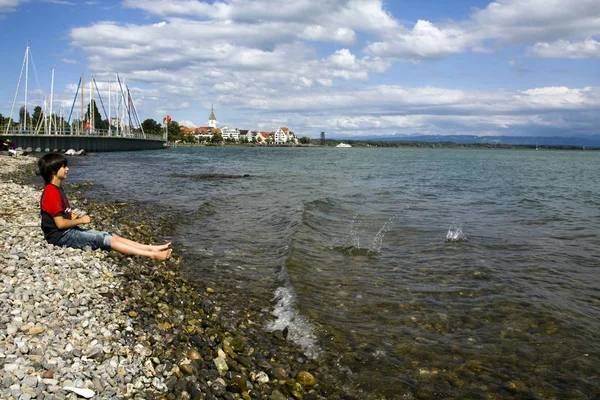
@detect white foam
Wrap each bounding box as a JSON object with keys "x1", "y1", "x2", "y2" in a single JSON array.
[
  {"x1": 446, "y1": 225, "x2": 467, "y2": 242},
  {"x1": 266, "y1": 275, "x2": 322, "y2": 359}
]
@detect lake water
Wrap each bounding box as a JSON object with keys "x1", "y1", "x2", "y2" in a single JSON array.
[{"x1": 69, "y1": 146, "x2": 599, "y2": 399}]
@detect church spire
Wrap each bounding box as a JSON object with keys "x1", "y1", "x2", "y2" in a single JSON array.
[
  {"x1": 209, "y1": 103, "x2": 216, "y2": 120},
  {"x1": 208, "y1": 103, "x2": 217, "y2": 128}
]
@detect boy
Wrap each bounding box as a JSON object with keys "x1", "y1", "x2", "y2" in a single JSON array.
[{"x1": 38, "y1": 153, "x2": 172, "y2": 260}]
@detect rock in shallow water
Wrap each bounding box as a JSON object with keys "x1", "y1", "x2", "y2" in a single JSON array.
[{"x1": 0, "y1": 156, "x2": 337, "y2": 400}]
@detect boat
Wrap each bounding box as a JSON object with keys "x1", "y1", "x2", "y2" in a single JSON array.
[{"x1": 336, "y1": 142, "x2": 352, "y2": 148}]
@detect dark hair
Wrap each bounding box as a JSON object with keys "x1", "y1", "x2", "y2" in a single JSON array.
[{"x1": 38, "y1": 153, "x2": 68, "y2": 184}]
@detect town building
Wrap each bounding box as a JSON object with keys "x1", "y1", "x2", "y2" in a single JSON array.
[
  {"x1": 177, "y1": 106, "x2": 297, "y2": 144},
  {"x1": 274, "y1": 127, "x2": 298, "y2": 144},
  {"x1": 194, "y1": 126, "x2": 220, "y2": 141},
  {"x1": 221, "y1": 126, "x2": 240, "y2": 141}
]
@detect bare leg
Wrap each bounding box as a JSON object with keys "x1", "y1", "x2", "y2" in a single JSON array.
[
  {"x1": 110, "y1": 237, "x2": 172, "y2": 260},
  {"x1": 112, "y1": 235, "x2": 171, "y2": 252}
]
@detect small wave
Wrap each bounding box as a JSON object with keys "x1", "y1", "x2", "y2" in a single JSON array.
[
  {"x1": 332, "y1": 246, "x2": 375, "y2": 256},
  {"x1": 266, "y1": 270, "x2": 322, "y2": 359},
  {"x1": 170, "y1": 173, "x2": 250, "y2": 180},
  {"x1": 446, "y1": 225, "x2": 467, "y2": 242}
]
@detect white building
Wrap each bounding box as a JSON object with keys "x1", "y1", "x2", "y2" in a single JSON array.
[
  {"x1": 247, "y1": 130, "x2": 259, "y2": 142},
  {"x1": 221, "y1": 126, "x2": 240, "y2": 141},
  {"x1": 274, "y1": 127, "x2": 297, "y2": 144}
]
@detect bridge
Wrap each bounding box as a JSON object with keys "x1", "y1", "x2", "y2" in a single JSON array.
[{"x1": 1, "y1": 128, "x2": 166, "y2": 153}]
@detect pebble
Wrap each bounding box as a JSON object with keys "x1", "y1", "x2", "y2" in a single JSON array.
[
  {"x1": 0, "y1": 158, "x2": 171, "y2": 398},
  {"x1": 0, "y1": 156, "x2": 335, "y2": 400}
]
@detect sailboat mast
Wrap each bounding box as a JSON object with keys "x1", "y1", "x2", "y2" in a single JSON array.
[
  {"x1": 115, "y1": 74, "x2": 120, "y2": 136},
  {"x1": 90, "y1": 79, "x2": 94, "y2": 132},
  {"x1": 81, "y1": 73, "x2": 84, "y2": 133},
  {"x1": 49, "y1": 67, "x2": 55, "y2": 134},
  {"x1": 6, "y1": 44, "x2": 28, "y2": 135},
  {"x1": 108, "y1": 82, "x2": 111, "y2": 135},
  {"x1": 24, "y1": 43, "x2": 29, "y2": 132}
]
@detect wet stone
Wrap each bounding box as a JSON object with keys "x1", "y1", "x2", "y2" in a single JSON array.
[
  {"x1": 210, "y1": 381, "x2": 226, "y2": 396},
  {"x1": 296, "y1": 371, "x2": 316, "y2": 388},
  {"x1": 230, "y1": 337, "x2": 246, "y2": 353},
  {"x1": 227, "y1": 375, "x2": 247, "y2": 393},
  {"x1": 0, "y1": 157, "x2": 334, "y2": 400}
]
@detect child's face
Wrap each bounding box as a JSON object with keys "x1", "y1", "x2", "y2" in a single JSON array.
[{"x1": 55, "y1": 165, "x2": 69, "y2": 181}]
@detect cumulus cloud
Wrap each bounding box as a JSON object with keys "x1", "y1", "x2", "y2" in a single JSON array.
[
  {"x1": 366, "y1": 20, "x2": 473, "y2": 61},
  {"x1": 59, "y1": 0, "x2": 600, "y2": 137},
  {"x1": 528, "y1": 39, "x2": 600, "y2": 58},
  {"x1": 365, "y1": 0, "x2": 600, "y2": 60},
  {"x1": 0, "y1": 0, "x2": 29, "y2": 13},
  {"x1": 471, "y1": 0, "x2": 600, "y2": 45}
]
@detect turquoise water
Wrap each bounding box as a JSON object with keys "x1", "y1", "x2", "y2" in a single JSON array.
[{"x1": 70, "y1": 147, "x2": 600, "y2": 399}]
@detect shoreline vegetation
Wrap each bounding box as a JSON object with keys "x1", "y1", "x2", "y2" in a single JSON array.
[
  {"x1": 0, "y1": 155, "x2": 342, "y2": 400},
  {"x1": 167, "y1": 140, "x2": 598, "y2": 151}
]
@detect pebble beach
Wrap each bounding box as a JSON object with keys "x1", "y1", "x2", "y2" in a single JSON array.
[{"x1": 0, "y1": 156, "x2": 340, "y2": 400}]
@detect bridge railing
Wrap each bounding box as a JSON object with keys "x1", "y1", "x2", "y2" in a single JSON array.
[{"x1": 1, "y1": 126, "x2": 164, "y2": 141}]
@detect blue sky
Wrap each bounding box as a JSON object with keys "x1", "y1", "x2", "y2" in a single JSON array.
[{"x1": 1, "y1": 0, "x2": 598, "y2": 139}]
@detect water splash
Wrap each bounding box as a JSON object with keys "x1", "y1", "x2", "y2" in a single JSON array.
[
  {"x1": 332, "y1": 213, "x2": 400, "y2": 255},
  {"x1": 266, "y1": 269, "x2": 322, "y2": 359},
  {"x1": 370, "y1": 214, "x2": 400, "y2": 253},
  {"x1": 349, "y1": 214, "x2": 363, "y2": 249},
  {"x1": 446, "y1": 223, "x2": 467, "y2": 242}
]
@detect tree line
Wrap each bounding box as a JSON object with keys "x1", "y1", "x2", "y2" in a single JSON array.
[{"x1": 1, "y1": 102, "x2": 317, "y2": 144}]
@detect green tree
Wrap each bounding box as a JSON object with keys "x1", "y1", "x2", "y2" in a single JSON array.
[
  {"x1": 166, "y1": 120, "x2": 182, "y2": 141},
  {"x1": 141, "y1": 118, "x2": 162, "y2": 136},
  {"x1": 299, "y1": 136, "x2": 311, "y2": 144},
  {"x1": 211, "y1": 132, "x2": 223, "y2": 143},
  {"x1": 86, "y1": 100, "x2": 108, "y2": 130},
  {"x1": 19, "y1": 106, "x2": 32, "y2": 130},
  {"x1": 32, "y1": 106, "x2": 43, "y2": 130}
]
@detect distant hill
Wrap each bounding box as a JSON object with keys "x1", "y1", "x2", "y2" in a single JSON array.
[{"x1": 336, "y1": 134, "x2": 600, "y2": 147}]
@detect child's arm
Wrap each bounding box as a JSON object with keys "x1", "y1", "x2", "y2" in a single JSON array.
[{"x1": 53, "y1": 214, "x2": 91, "y2": 229}]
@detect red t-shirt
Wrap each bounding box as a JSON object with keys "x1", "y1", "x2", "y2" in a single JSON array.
[{"x1": 40, "y1": 184, "x2": 72, "y2": 244}]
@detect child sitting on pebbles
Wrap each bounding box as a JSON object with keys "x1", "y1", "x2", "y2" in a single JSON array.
[{"x1": 38, "y1": 153, "x2": 172, "y2": 260}]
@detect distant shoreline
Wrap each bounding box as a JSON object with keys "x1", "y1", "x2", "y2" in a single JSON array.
[
  {"x1": 167, "y1": 141, "x2": 599, "y2": 150},
  {"x1": 325, "y1": 141, "x2": 599, "y2": 150}
]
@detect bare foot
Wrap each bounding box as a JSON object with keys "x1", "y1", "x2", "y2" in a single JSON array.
[
  {"x1": 151, "y1": 248, "x2": 172, "y2": 260},
  {"x1": 151, "y1": 242, "x2": 172, "y2": 252}
]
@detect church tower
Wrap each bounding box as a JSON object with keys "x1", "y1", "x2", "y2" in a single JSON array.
[{"x1": 208, "y1": 104, "x2": 217, "y2": 128}]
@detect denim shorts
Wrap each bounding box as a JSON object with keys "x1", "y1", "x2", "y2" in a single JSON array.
[{"x1": 56, "y1": 228, "x2": 113, "y2": 251}]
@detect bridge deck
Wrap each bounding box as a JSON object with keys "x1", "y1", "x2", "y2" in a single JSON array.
[{"x1": 1, "y1": 133, "x2": 165, "y2": 152}]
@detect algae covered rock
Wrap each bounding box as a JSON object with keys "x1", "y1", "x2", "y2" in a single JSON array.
[
  {"x1": 295, "y1": 371, "x2": 316, "y2": 388},
  {"x1": 230, "y1": 336, "x2": 246, "y2": 352}
]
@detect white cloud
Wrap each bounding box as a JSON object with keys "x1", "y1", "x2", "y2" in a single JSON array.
[
  {"x1": 365, "y1": 0, "x2": 600, "y2": 60},
  {"x1": 300, "y1": 25, "x2": 356, "y2": 45},
  {"x1": 42, "y1": 0, "x2": 76, "y2": 5},
  {"x1": 366, "y1": 20, "x2": 473, "y2": 61},
  {"x1": 179, "y1": 119, "x2": 196, "y2": 127},
  {"x1": 0, "y1": 0, "x2": 29, "y2": 13},
  {"x1": 518, "y1": 86, "x2": 600, "y2": 109},
  {"x1": 471, "y1": 0, "x2": 600, "y2": 45},
  {"x1": 528, "y1": 39, "x2": 600, "y2": 58},
  {"x1": 124, "y1": 0, "x2": 396, "y2": 44},
  {"x1": 56, "y1": 0, "x2": 600, "y2": 137}
]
